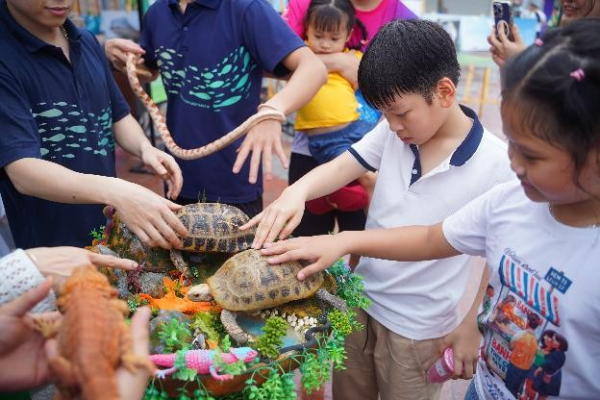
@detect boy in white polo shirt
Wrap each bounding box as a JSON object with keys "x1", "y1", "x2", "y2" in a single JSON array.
[{"x1": 243, "y1": 19, "x2": 514, "y2": 399}]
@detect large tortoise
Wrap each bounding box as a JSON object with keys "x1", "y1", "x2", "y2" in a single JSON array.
[
  {"x1": 187, "y1": 249, "x2": 347, "y2": 344},
  {"x1": 171, "y1": 203, "x2": 256, "y2": 277}
]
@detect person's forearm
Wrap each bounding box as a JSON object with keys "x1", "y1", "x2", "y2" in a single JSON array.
[
  {"x1": 5, "y1": 158, "x2": 127, "y2": 206},
  {"x1": 112, "y1": 114, "x2": 153, "y2": 159},
  {"x1": 265, "y1": 48, "x2": 326, "y2": 114},
  {"x1": 335, "y1": 223, "x2": 460, "y2": 261}
]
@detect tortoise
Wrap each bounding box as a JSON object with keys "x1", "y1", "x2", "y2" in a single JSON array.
[
  {"x1": 187, "y1": 249, "x2": 347, "y2": 345},
  {"x1": 171, "y1": 203, "x2": 256, "y2": 277}
]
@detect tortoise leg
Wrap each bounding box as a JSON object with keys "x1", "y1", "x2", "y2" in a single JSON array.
[
  {"x1": 315, "y1": 288, "x2": 348, "y2": 313},
  {"x1": 170, "y1": 249, "x2": 192, "y2": 278},
  {"x1": 220, "y1": 310, "x2": 251, "y2": 345}
]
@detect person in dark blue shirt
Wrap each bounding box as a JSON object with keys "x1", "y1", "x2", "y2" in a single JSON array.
[
  {"x1": 0, "y1": 0, "x2": 189, "y2": 250},
  {"x1": 106, "y1": 0, "x2": 326, "y2": 218}
]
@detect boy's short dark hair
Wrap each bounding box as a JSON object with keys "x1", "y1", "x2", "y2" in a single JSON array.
[{"x1": 359, "y1": 19, "x2": 461, "y2": 108}]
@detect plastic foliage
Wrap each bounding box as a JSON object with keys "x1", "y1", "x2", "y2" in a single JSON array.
[
  {"x1": 253, "y1": 316, "x2": 289, "y2": 360},
  {"x1": 326, "y1": 259, "x2": 371, "y2": 309},
  {"x1": 157, "y1": 319, "x2": 192, "y2": 353},
  {"x1": 213, "y1": 349, "x2": 250, "y2": 376},
  {"x1": 299, "y1": 351, "x2": 330, "y2": 395},
  {"x1": 143, "y1": 258, "x2": 369, "y2": 399},
  {"x1": 89, "y1": 225, "x2": 105, "y2": 242},
  {"x1": 244, "y1": 370, "x2": 296, "y2": 400},
  {"x1": 190, "y1": 312, "x2": 227, "y2": 344},
  {"x1": 127, "y1": 294, "x2": 149, "y2": 314},
  {"x1": 173, "y1": 349, "x2": 198, "y2": 382},
  {"x1": 221, "y1": 335, "x2": 232, "y2": 352}
]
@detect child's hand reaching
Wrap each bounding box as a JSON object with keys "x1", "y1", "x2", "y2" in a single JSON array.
[
  {"x1": 241, "y1": 186, "x2": 307, "y2": 249},
  {"x1": 440, "y1": 315, "x2": 482, "y2": 379},
  {"x1": 260, "y1": 235, "x2": 348, "y2": 280}
]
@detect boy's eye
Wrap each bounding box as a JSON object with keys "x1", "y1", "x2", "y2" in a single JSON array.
[{"x1": 522, "y1": 153, "x2": 539, "y2": 162}]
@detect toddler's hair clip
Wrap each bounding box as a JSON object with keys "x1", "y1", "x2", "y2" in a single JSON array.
[
  {"x1": 570, "y1": 68, "x2": 585, "y2": 82},
  {"x1": 534, "y1": 38, "x2": 543, "y2": 46}
]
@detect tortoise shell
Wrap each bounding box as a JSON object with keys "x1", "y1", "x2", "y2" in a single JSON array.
[
  {"x1": 206, "y1": 249, "x2": 323, "y2": 311},
  {"x1": 176, "y1": 203, "x2": 255, "y2": 253}
]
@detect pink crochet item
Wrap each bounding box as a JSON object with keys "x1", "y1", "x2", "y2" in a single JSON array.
[{"x1": 150, "y1": 347, "x2": 257, "y2": 381}]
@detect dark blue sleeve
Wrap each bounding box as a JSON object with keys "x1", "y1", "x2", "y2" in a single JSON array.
[
  {"x1": 139, "y1": 4, "x2": 159, "y2": 70},
  {"x1": 242, "y1": 0, "x2": 306, "y2": 77},
  {"x1": 0, "y1": 69, "x2": 42, "y2": 171}
]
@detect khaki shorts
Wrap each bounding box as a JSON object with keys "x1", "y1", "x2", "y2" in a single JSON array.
[{"x1": 332, "y1": 308, "x2": 444, "y2": 400}]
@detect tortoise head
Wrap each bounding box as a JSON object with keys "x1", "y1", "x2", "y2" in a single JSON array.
[{"x1": 187, "y1": 283, "x2": 213, "y2": 302}]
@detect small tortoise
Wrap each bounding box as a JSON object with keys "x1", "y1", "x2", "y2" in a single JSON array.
[
  {"x1": 187, "y1": 249, "x2": 347, "y2": 345},
  {"x1": 171, "y1": 203, "x2": 256, "y2": 277}
]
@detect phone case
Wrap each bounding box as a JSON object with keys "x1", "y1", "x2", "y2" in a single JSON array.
[{"x1": 493, "y1": 1, "x2": 514, "y2": 40}]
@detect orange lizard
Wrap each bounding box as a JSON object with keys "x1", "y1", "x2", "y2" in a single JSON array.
[
  {"x1": 36, "y1": 265, "x2": 154, "y2": 400},
  {"x1": 139, "y1": 276, "x2": 221, "y2": 315}
]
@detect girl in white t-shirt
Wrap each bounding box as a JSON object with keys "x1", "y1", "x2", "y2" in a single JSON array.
[{"x1": 258, "y1": 17, "x2": 600, "y2": 399}]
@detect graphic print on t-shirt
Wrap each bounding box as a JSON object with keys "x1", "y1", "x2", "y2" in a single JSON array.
[
  {"x1": 478, "y1": 249, "x2": 571, "y2": 399},
  {"x1": 154, "y1": 46, "x2": 256, "y2": 110},
  {"x1": 33, "y1": 102, "x2": 114, "y2": 160}
]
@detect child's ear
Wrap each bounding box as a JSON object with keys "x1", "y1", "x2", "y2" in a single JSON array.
[{"x1": 435, "y1": 77, "x2": 457, "y2": 108}]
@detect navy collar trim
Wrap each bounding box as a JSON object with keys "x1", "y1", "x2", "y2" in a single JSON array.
[
  {"x1": 168, "y1": 0, "x2": 220, "y2": 10},
  {"x1": 409, "y1": 144, "x2": 422, "y2": 185},
  {"x1": 450, "y1": 105, "x2": 484, "y2": 167},
  {"x1": 409, "y1": 105, "x2": 484, "y2": 185},
  {"x1": 0, "y1": 2, "x2": 81, "y2": 53}
]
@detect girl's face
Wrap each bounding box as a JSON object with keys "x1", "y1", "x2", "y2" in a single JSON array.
[
  {"x1": 7, "y1": 0, "x2": 74, "y2": 33},
  {"x1": 561, "y1": 0, "x2": 600, "y2": 22},
  {"x1": 306, "y1": 22, "x2": 351, "y2": 55},
  {"x1": 503, "y1": 105, "x2": 600, "y2": 208}
]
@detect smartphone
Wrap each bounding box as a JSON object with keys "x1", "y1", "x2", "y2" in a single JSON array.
[{"x1": 493, "y1": 0, "x2": 514, "y2": 40}]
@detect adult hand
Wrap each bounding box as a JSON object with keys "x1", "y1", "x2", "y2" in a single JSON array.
[
  {"x1": 105, "y1": 38, "x2": 146, "y2": 73},
  {"x1": 260, "y1": 235, "x2": 347, "y2": 280},
  {"x1": 487, "y1": 24, "x2": 526, "y2": 67},
  {"x1": 319, "y1": 51, "x2": 360, "y2": 89},
  {"x1": 140, "y1": 144, "x2": 183, "y2": 200},
  {"x1": 44, "y1": 307, "x2": 152, "y2": 400},
  {"x1": 26, "y1": 247, "x2": 139, "y2": 292},
  {"x1": 240, "y1": 186, "x2": 306, "y2": 249},
  {"x1": 232, "y1": 118, "x2": 288, "y2": 184},
  {"x1": 0, "y1": 279, "x2": 57, "y2": 391},
  {"x1": 440, "y1": 316, "x2": 482, "y2": 380},
  {"x1": 110, "y1": 180, "x2": 187, "y2": 250}
]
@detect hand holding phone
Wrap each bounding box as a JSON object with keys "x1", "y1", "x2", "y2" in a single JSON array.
[{"x1": 493, "y1": 1, "x2": 514, "y2": 41}]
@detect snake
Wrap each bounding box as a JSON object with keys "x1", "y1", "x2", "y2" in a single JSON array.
[{"x1": 125, "y1": 53, "x2": 286, "y2": 161}]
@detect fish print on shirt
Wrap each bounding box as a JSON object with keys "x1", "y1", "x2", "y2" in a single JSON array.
[
  {"x1": 154, "y1": 46, "x2": 256, "y2": 110},
  {"x1": 33, "y1": 102, "x2": 114, "y2": 160}
]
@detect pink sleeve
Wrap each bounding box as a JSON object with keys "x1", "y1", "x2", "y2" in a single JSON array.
[
  {"x1": 282, "y1": 0, "x2": 310, "y2": 38},
  {"x1": 393, "y1": 0, "x2": 418, "y2": 20}
]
